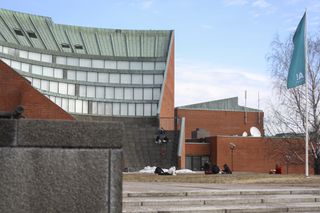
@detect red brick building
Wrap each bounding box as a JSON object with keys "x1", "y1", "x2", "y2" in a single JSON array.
[
  {"x1": 0, "y1": 60, "x2": 74, "y2": 120},
  {"x1": 175, "y1": 97, "x2": 307, "y2": 174}
]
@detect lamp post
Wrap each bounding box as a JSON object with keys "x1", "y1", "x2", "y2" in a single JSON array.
[{"x1": 229, "y1": 143, "x2": 236, "y2": 171}]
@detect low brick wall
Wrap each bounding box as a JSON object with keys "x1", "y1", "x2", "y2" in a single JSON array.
[{"x1": 0, "y1": 119, "x2": 123, "y2": 213}]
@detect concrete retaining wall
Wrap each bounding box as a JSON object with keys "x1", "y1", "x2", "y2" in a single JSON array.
[{"x1": 0, "y1": 119, "x2": 123, "y2": 213}]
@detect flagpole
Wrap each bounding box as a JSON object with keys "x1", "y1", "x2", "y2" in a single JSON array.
[{"x1": 304, "y1": 9, "x2": 309, "y2": 177}]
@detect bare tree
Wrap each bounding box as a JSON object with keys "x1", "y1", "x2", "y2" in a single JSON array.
[{"x1": 267, "y1": 34, "x2": 320, "y2": 174}]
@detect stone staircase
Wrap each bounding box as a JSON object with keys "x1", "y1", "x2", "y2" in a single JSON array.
[
  {"x1": 74, "y1": 115, "x2": 178, "y2": 171},
  {"x1": 122, "y1": 188, "x2": 320, "y2": 212}
]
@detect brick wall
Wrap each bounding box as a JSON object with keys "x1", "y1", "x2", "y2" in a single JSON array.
[
  {"x1": 207, "y1": 136, "x2": 308, "y2": 174},
  {"x1": 0, "y1": 60, "x2": 74, "y2": 120},
  {"x1": 159, "y1": 33, "x2": 175, "y2": 130},
  {"x1": 176, "y1": 108, "x2": 264, "y2": 138}
]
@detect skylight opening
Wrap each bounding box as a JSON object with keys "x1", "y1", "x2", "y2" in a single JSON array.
[
  {"x1": 74, "y1": 44, "x2": 83, "y2": 50},
  {"x1": 61, "y1": 43, "x2": 70, "y2": 48},
  {"x1": 27, "y1": 31, "x2": 37, "y2": 38},
  {"x1": 14, "y1": 29, "x2": 24, "y2": 36}
]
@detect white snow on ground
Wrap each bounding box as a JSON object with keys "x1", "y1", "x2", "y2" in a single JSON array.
[
  {"x1": 138, "y1": 166, "x2": 195, "y2": 174},
  {"x1": 175, "y1": 169, "x2": 195, "y2": 174}
]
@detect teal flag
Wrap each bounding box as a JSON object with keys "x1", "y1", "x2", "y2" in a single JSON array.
[{"x1": 287, "y1": 12, "x2": 306, "y2": 89}]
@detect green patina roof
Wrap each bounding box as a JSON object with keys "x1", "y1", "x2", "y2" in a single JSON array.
[
  {"x1": 176, "y1": 97, "x2": 262, "y2": 112},
  {"x1": 0, "y1": 8, "x2": 172, "y2": 58}
]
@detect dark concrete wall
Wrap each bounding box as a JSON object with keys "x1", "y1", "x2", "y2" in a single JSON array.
[{"x1": 0, "y1": 119, "x2": 123, "y2": 213}]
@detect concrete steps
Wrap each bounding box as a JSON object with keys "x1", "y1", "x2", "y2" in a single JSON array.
[{"x1": 122, "y1": 189, "x2": 320, "y2": 213}]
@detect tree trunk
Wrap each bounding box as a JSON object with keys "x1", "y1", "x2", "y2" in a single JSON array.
[{"x1": 314, "y1": 157, "x2": 320, "y2": 175}]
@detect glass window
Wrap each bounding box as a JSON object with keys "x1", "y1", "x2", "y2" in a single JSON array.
[
  {"x1": 79, "y1": 85, "x2": 86, "y2": 97},
  {"x1": 32, "y1": 78, "x2": 41, "y2": 89},
  {"x1": 87, "y1": 86, "x2": 95, "y2": 98},
  {"x1": 2, "y1": 47, "x2": 8, "y2": 54},
  {"x1": 92, "y1": 102, "x2": 97, "y2": 114},
  {"x1": 132, "y1": 74, "x2": 142, "y2": 84},
  {"x1": 28, "y1": 52, "x2": 41, "y2": 61},
  {"x1": 96, "y1": 86, "x2": 104, "y2": 99},
  {"x1": 25, "y1": 76, "x2": 32, "y2": 83},
  {"x1": 136, "y1": 104, "x2": 143, "y2": 116},
  {"x1": 79, "y1": 58, "x2": 91, "y2": 67},
  {"x1": 113, "y1": 103, "x2": 120, "y2": 115},
  {"x1": 128, "y1": 104, "x2": 135, "y2": 116},
  {"x1": 31, "y1": 65, "x2": 42, "y2": 75},
  {"x1": 117, "y1": 61, "x2": 129, "y2": 70},
  {"x1": 110, "y1": 74, "x2": 120, "y2": 83},
  {"x1": 62, "y1": 98, "x2": 68, "y2": 111},
  {"x1": 75, "y1": 100, "x2": 83, "y2": 113},
  {"x1": 21, "y1": 63, "x2": 29, "y2": 72},
  {"x1": 155, "y1": 62, "x2": 166, "y2": 70},
  {"x1": 152, "y1": 104, "x2": 158, "y2": 116},
  {"x1": 19, "y1": 50, "x2": 28, "y2": 59},
  {"x1": 69, "y1": 99, "x2": 75, "y2": 113},
  {"x1": 1, "y1": 58, "x2": 10, "y2": 65},
  {"x1": 0, "y1": 45, "x2": 2, "y2": 53},
  {"x1": 143, "y1": 75, "x2": 153, "y2": 84},
  {"x1": 54, "y1": 68, "x2": 63, "y2": 78},
  {"x1": 49, "y1": 96, "x2": 55, "y2": 102},
  {"x1": 98, "y1": 73, "x2": 108, "y2": 83},
  {"x1": 143, "y1": 62, "x2": 154, "y2": 70},
  {"x1": 11, "y1": 61, "x2": 21, "y2": 70},
  {"x1": 56, "y1": 56, "x2": 67, "y2": 65},
  {"x1": 67, "y1": 57, "x2": 79, "y2": 66},
  {"x1": 41, "y1": 54, "x2": 52, "y2": 63},
  {"x1": 59, "y1": 83, "x2": 68, "y2": 95},
  {"x1": 49, "y1": 81, "x2": 58, "y2": 93},
  {"x1": 154, "y1": 75, "x2": 163, "y2": 84},
  {"x1": 153, "y1": 88, "x2": 161, "y2": 100},
  {"x1": 115, "y1": 88, "x2": 123, "y2": 99},
  {"x1": 55, "y1": 97, "x2": 62, "y2": 107},
  {"x1": 68, "y1": 84, "x2": 75, "y2": 96},
  {"x1": 92, "y1": 59, "x2": 104, "y2": 68},
  {"x1": 43, "y1": 67, "x2": 54, "y2": 77},
  {"x1": 143, "y1": 88, "x2": 152, "y2": 100},
  {"x1": 77, "y1": 71, "x2": 87, "y2": 81},
  {"x1": 120, "y1": 103, "x2": 128, "y2": 116},
  {"x1": 120, "y1": 74, "x2": 131, "y2": 84},
  {"x1": 105, "y1": 103, "x2": 112, "y2": 115},
  {"x1": 97, "y1": 102, "x2": 104, "y2": 115},
  {"x1": 144, "y1": 104, "x2": 152, "y2": 116},
  {"x1": 67, "y1": 70, "x2": 76, "y2": 80},
  {"x1": 130, "y1": 61, "x2": 142, "y2": 70},
  {"x1": 87, "y1": 72, "x2": 97, "y2": 82},
  {"x1": 41, "y1": 80, "x2": 49, "y2": 91},
  {"x1": 105, "y1": 87, "x2": 114, "y2": 99},
  {"x1": 8, "y1": 48, "x2": 15, "y2": 56},
  {"x1": 134, "y1": 88, "x2": 143, "y2": 100},
  {"x1": 105, "y1": 60, "x2": 116, "y2": 69},
  {"x1": 82, "y1": 100, "x2": 88, "y2": 114},
  {"x1": 124, "y1": 88, "x2": 133, "y2": 100}
]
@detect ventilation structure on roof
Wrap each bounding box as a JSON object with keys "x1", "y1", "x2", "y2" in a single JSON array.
[
  {"x1": 27, "y1": 31, "x2": 37, "y2": 38},
  {"x1": 61, "y1": 43, "x2": 70, "y2": 48},
  {"x1": 74, "y1": 44, "x2": 83, "y2": 50},
  {"x1": 14, "y1": 29, "x2": 24, "y2": 36}
]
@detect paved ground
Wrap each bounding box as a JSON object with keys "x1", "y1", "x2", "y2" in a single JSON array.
[{"x1": 123, "y1": 181, "x2": 320, "y2": 193}]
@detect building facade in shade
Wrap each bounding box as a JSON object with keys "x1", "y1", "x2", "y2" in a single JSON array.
[{"x1": 0, "y1": 9, "x2": 175, "y2": 129}]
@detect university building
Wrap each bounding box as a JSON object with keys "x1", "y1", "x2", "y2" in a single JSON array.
[{"x1": 0, "y1": 8, "x2": 308, "y2": 174}]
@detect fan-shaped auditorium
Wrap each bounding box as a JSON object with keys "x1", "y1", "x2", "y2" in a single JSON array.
[{"x1": 0, "y1": 9, "x2": 309, "y2": 174}]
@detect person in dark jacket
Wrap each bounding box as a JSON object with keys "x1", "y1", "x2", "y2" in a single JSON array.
[{"x1": 222, "y1": 164, "x2": 232, "y2": 174}]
